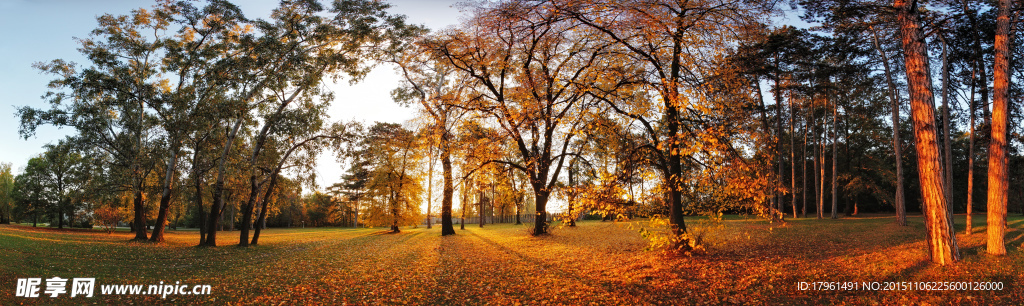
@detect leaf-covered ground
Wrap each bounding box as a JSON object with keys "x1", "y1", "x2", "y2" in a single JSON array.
[{"x1": 1, "y1": 214, "x2": 1022, "y2": 305}]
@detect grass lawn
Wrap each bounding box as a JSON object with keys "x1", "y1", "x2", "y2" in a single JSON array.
[{"x1": 1, "y1": 214, "x2": 1022, "y2": 305}]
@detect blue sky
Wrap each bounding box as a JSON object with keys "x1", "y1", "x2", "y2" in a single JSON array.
[{"x1": 0, "y1": 0, "x2": 464, "y2": 187}]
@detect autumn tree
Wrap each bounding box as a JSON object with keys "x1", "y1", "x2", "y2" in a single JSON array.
[
  {"x1": 553, "y1": 0, "x2": 775, "y2": 244},
  {"x1": 430, "y1": 2, "x2": 608, "y2": 235},
  {"x1": 985, "y1": 0, "x2": 1012, "y2": 256},
  {"x1": 392, "y1": 33, "x2": 473, "y2": 236},
  {"x1": 353, "y1": 122, "x2": 424, "y2": 232},
  {"x1": 894, "y1": 0, "x2": 960, "y2": 264}
]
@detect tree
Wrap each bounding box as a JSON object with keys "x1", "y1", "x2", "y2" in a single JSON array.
[
  {"x1": 894, "y1": 0, "x2": 960, "y2": 264},
  {"x1": 19, "y1": 3, "x2": 170, "y2": 239},
  {"x1": 392, "y1": 34, "x2": 472, "y2": 236},
  {"x1": 352, "y1": 123, "x2": 424, "y2": 232},
  {"x1": 149, "y1": 0, "x2": 249, "y2": 243},
  {"x1": 985, "y1": 0, "x2": 1012, "y2": 256},
  {"x1": 0, "y1": 163, "x2": 13, "y2": 224},
  {"x1": 202, "y1": 0, "x2": 416, "y2": 247},
  {"x1": 554, "y1": 0, "x2": 774, "y2": 244},
  {"x1": 431, "y1": 2, "x2": 607, "y2": 235}
]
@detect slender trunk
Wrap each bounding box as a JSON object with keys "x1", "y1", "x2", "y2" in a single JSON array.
[
  {"x1": 790, "y1": 89, "x2": 797, "y2": 218},
  {"x1": 427, "y1": 143, "x2": 434, "y2": 229},
  {"x1": 843, "y1": 106, "x2": 853, "y2": 216},
  {"x1": 775, "y1": 70, "x2": 785, "y2": 221},
  {"x1": 440, "y1": 140, "x2": 455, "y2": 236},
  {"x1": 478, "y1": 190, "x2": 485, "y2": 228},
  {"x1": 151, "y1": 142, "x2": 180, "y2": 243},
  {"x1": 194, "y1": 171, "x2": 207, "y2": 244},
  {"x1": 895, "y1": 0, "x2": 960, "y2": 264},
  {"x1": 460, "y1": 179, "x2": 466, "y2": 230},
  {"x1": 986, "y1": 0, "x2": 1011, "y2": 255},
  {"x1": 831, "y1": 92, "x2": 838, "y2": 219},
  {"x1": 203, "y1": 119, "x2": 244, "y2": 247},
  {"x1": 238, "y1": 176, "x2": 261, "y2": 246},
  {"x1": 819, "y1": 96, "x2": 826, "y2": 219},
  {"x1": 871, "y1": 26, "x2": 906, "y2": 225},
  {"x1": 802, "y1": 106, "x2": 808, "y2": 218},
  {"x1": 813, "y1": 97, "x2": 822, "y2": 219},
  {"x1": 568, "y1": 161, "x2": 577, "y2": 227},
  {"x1": 940, "y1": 37, "x2": 954, "y2": 220},
  {"x1": 966, "y1": 59, "x2": 978, "y2": 236}
]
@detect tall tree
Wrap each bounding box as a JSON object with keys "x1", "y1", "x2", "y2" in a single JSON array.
[
  {"x1": 431, "y1": 2, "x2": 605, "y2": 235},
  {"x1": 985, "y1": 0, "x2": 1012, "y2": 256},
  {"x1": 556, "y1": 0, "x2": 773, "y2": 243},
  {"x1": 894, "y1": 0, "x2": 960, "y2": 264},
  {"x1": 393, "y1": 35, "x2": 472, "y2": 236}
]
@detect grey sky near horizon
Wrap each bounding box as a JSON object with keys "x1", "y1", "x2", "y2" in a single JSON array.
[{"x1": 0, "y1": 0, "x2": 465, "y2": 190}]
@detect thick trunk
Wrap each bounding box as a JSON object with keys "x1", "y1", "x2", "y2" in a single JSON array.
[
  {"x1": 986, "y1": 0, "x2": 1011, "y2": 255},
  {"x1": 440, "y1": 143, "x2": 455, "y2": 236},
  {"x1": 896, "y1": 0, "x2": 960, "y2": 264},
  {"x1": 666, "y1": 107, "x2": 687, "y2": 236},
  {"x1": 133, "y1": 189, "x2": 148, "y2": 240},
  {"x1": 533, "y1": 188, "x2": 550, "y2": 235},
  {"x1": 151, "y1": 143, "x2": 180, "y2": 243}
]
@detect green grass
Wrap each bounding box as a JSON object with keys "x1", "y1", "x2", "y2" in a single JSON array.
[{"x1": 1, "y1": 214, "x2": 1022, "y2": 304}]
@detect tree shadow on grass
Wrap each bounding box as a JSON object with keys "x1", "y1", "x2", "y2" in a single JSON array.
[{"x1": 460, "y1": 229, "x2": 660, "y2": 303}]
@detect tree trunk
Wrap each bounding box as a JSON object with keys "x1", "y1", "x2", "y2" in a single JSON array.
[
  {"x1": 150, "y1": 143, "x2": 180, "y2": 243},
  {"x1": 427, "y1": 143, "x2": 434, "y2": 229},
  {"x1": 831, "y1": 93, "x2": 838, "y2": 219},
  {"x1": 966, "y1": 58, "x2": 978, "y2": 236},
  {"x1": 533, "y1": 188, "x2": 550, "y2": 235},
  {"x1": 195, "y1": 177, "x2": 207, "y2": 245},
  {"x1": 775, "y1": 70, "x2": 785, "y2": 221},
  {"x1": 818, "y1": 97, "x2": 826, "y2": 219},
  {"x1": 802, "y1": 107, "x2": 808, "y2": 218},
  {"x1": 940, "y1": 37, "x2": 954, "y2": 222},
  {"x1": 790, "y1": 89, "x2": 797, "y2": 218},
  {"x1": 203, "y1": 119, "x2": 244, "y2": 247},
  {"x1": 568, "y1": 161, "x2": 577, "y2": 227},
  {"x1": 813, "y1": 99, "x2": 822, "y2": 219},
  {"x1": 238, "y1": 175, "x2": 261, "y2": 246},
  {"x1": 132, "y1": 189, "x2": 148, "y2": 240},
  {"x1": 895, "y1": 0, "x2": 961, "y2": 264},
  {"x1": 870, "y1": 26, "x2": 907, "y2": 226},
  {"x1": 460, "y1": 179, "x2": 467, "y2": 230},
  {"x1": 440, "y1": 140, "x2": 455, "y2": 236},
  {"x1": 986, "y1": 0, "x2": 1011, "y2": 256}
]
